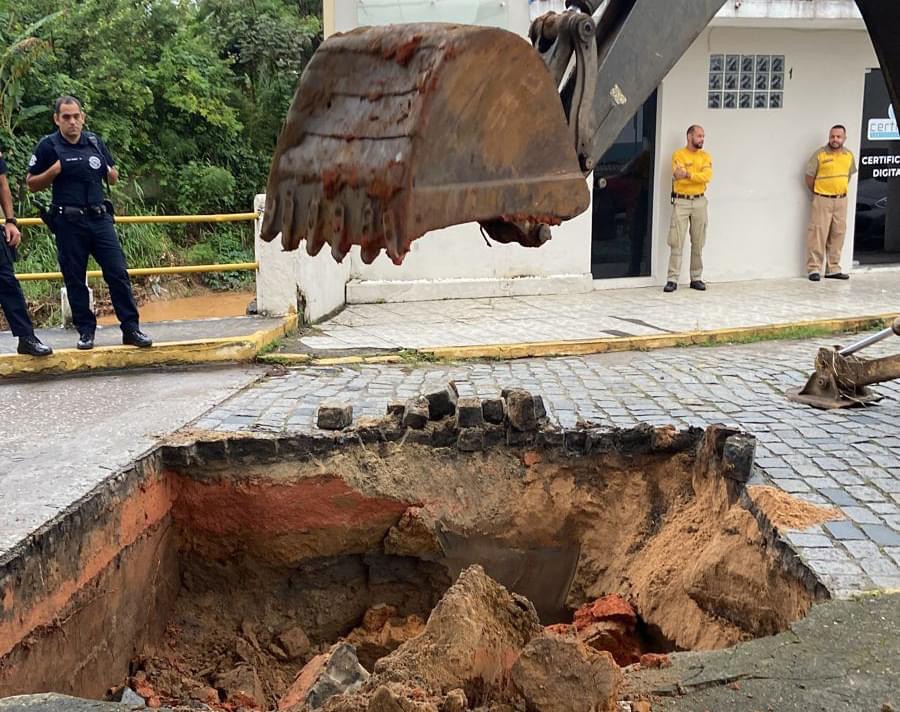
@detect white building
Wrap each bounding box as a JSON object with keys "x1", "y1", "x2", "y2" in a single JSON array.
[{"x1": 255, "y1": 0, "x2": 898, "y2": 321}]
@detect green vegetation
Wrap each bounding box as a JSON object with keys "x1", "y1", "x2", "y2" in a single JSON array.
[{"x1": 0, "y1": 0, "x2": 322, "y2": 311}]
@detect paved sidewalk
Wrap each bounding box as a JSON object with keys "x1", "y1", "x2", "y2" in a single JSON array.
[
  {"x1": 0, "y1": 316, "x2": 277, "y2": 354},
  {"x1": 286, "y1": 271, "x2": 899, "y2": 354},
  {"x1": 0, "y1": 315, "x2": 294, "y2": 378},
  {"x1": 199, "y1": 335, "x2": 900, "y2": 598},
  {"x1": 0, "y1": 366, "x2": 264, "y2": 557}
]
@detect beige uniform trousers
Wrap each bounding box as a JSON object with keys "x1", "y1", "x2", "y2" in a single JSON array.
[
  {"x1": 666, "y1": 196, "x2": 708, "y2": 282},
  {"x1": 806, "y1": 194, "x2": 847, "y2": 275}
]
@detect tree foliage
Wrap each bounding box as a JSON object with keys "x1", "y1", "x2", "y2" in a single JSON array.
[{"x1": 0, "y1": 0, "x2": 322, "y2": 215}]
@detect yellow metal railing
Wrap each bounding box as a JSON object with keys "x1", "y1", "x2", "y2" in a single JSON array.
[
  {"x1": 16, "y1": 262, "x2": 258, "y2": 281},
  {"x1": 16, "y1": 212, "x2": 258, "y2": 227},
  {"x1": 15, "y1": 211, "x2": 260, "y2": 282}
]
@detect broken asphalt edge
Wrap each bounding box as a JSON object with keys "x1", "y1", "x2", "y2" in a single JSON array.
[
  {"x1": 260, "y1": 312, "x2": 897, "y2": 366},
  {"x1": 0, "y1": 314, "x2": 298, "y2": 379}
]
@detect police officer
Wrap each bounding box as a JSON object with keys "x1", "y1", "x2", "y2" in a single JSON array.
[
  {"x1": 26, "y1": 96, "x2": 151, "y2": 349},
  {"x1": 804, "y1": 124, "x2": 856, "y2": 281},
  {"x1": 0, "y1": 150, "x2": 52, "y2": 357}
]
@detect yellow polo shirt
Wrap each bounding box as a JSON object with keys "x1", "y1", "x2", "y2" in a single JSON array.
[
  {"x1": 672, "y1": 147, "x2": 712, "y2": 196},
  {"x1": 806, "y1": 147, "x2": 857, "y2": 196}
]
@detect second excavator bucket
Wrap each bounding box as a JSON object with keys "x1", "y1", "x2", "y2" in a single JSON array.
[{"x1": 260, "y1": 23, "x2": 590, "y2": 265}]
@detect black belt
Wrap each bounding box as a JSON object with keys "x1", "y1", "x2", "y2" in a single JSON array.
[
  {"x1": 51, "y1": 203, "x2": 109, "y2": 218},
  {"x1": 814, "y1": 193, "x2": 847, "y2": 199},
  {"x1": 673, "y1": 193, "x2": 705, "y2": 200}
]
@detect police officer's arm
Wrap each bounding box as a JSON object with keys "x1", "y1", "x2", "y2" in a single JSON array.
[
  {"x1": 0, "y1": 174, "x2": 22, "y2": 248},
  {"x1": 25, "y1": 140, "x2": 61, "y2": 193},
  {"x1": 97, "y1": 136, "x2": 118, "y2": 185},
  {"x1": 25, "y1": 160, "x2": 61, "y2": 192}
]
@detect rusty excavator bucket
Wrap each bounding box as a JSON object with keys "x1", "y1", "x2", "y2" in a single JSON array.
[{"x1": 260, "y1": 23, "x2": 589, "y2": 265}]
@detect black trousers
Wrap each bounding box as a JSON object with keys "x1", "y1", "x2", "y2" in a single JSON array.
[
  {"x1": 54, "y1": 213, "x2": 140, "y2": 334},
  {"x1": 0, "y1": 238, "x2": 35, "y2": 338}
]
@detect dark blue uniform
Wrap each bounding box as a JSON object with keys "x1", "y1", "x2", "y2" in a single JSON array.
[
  {"x1": 29, "y1": 130, "x2": 140, "y2": 336},
  {"x1": 0, "y1": 152, "x2": 38, "y2": 339}
]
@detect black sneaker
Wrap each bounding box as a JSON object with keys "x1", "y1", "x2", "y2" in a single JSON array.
[
  {"x1": 123, "y1": 329, "x2": 153, "y2": 348},
  {"x1": 663, "y1": 281, "x2": 677, "y2": 293},
  {"x1": 690, "y1": 280, "x2": 706, "y2": 291},
  {"x1": 808, "y1": 273, "x2": 821, "y2": 282},
  {"x1": 77, "y1": 332, "x2": 95, "y2": 350},
  {"x1": 824, "y1": 272, "x2": 850, "y2": 280},
  {"x1": 17, "y1": 336, "x2": 53, "y2": 357}
]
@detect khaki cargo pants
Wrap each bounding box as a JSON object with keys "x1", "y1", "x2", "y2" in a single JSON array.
[
  {"x1": 806, "y1": 193, "x2": 847, "y2": 275},
  {"x1": 666, "y1": 195, "x2": 708, "y2": 283}
]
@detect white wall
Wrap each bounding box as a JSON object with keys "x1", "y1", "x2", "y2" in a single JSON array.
[
  {"x1": 653, "y1": 25, "x2": 876, "y2": 283},
  {"x1": 254, "y1": 194, "x2": 351, "y2": 322}
]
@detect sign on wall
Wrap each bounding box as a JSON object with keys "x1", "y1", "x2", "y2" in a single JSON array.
[
  {"x1": 856, "y1": 68, "x2": 900, "y2": 257},
  {"x1": 860, "y1": 69, "x2": 900, "y2": 180}
]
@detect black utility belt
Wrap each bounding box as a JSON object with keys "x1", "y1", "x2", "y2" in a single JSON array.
[
  {"x1": 814, "y1": 193, "x2": 847, "y2": 199},
  {"x1": 52, "y1": 203, "x2": 110, "y2": 218},
  {"x1": 673, "y1": 193, "x2": 705, "y2": 200}
]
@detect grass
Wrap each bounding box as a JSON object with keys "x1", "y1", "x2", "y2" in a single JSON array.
[{"x1": 695, "y1": 318, "x2": 890, "y2": 348}]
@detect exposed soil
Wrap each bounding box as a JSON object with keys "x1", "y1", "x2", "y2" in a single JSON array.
[
  {"x1": 747, "y1": 484, "x2": 844, "y2": 530},
  {"x1": 121, "y1": 437, "x2": 813, "y2": 710}
]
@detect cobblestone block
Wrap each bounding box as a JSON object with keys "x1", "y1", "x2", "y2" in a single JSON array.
[
  {"x1": 457, "y1": 428, "x2": 484, "y2": 452},
  {"x1": 722, "y1": 434, "x2": 756, "y2": 483},
  {"x1": 841, "y1": 540, "x2": 882, "y2": 559},
  {"x1": 402, "y1": 398, "x2": 430, "y2": 430},
  {"x1": 824, "y1": 520, "x2": 867, "y2": 540},
  {"x1": 860, "y1": 524, "x2": 900, "y2": 547},
  {"x1": 425, "y1": 385, "x2": 458, "y2": 421},
  {"x1": 846, "y1": 485, "x2": 887, "y2": 503},
  {"x1": 316, "y1": 402, "x2": 353, "y2": 430},
  {"x1": 505, "y1": 389, "x2": 538, "y2": 432},
  {"x1": 820, "y1": 488, "x2": 859, "y2": 507},
  {"x1": 784, "y1": 532, "x2": 833, "y2": 548},
  {"x1": 481, "y1": 398, "x2": 506, "y2": 425},
  {"x1": 386, "y1": 401, "x2": 405, "y2": 417},
  {"x1": 533, "y1": 395, "x2": 547, "y2": 420},
  {"x1": 841, "y1": 506, "x2": 882, "y2": 525},
  {"x1": 456, "y1": 397, "x2": 485, "y2": 428},
  {"x1": 813, "y1": 558, "x2": 865, "y2": 576},
  {"x1": 507, "y1": 427, "x2": 535, "y2": 447},
  {"x1": 869, "y1": 575, "x2": 900, "y2": 590},
  {"x1": 858, "y1": 556, "x2": 900, "y2": 578}
]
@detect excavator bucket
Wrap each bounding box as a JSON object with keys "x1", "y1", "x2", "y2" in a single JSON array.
[{"x1": 260, "y1": 23, "x2": 589, "y2": 265}]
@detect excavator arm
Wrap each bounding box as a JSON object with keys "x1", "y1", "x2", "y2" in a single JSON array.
[{"x1": 260, "y1": 0, "x2": 900, "y2": 266}]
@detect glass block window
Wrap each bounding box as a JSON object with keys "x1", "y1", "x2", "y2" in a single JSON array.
[{"x1": 708, "y1": 54, "x2": 784, "y2": 110}]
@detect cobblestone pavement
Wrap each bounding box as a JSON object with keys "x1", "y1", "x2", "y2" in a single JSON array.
[
  {"x1": 199, "y1": 336, "x2": 900, "y2": 598},
  {"x1": 292, "y1": 271, "x2": 899, "y2": 351}
]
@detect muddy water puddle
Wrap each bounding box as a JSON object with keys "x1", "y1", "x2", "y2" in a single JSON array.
[{"x1": 97, "y1": 290, "x2": 254, "y2": 325}]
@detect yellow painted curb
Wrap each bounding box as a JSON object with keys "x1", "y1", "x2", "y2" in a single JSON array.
[
  {"x1": 265, "y1": 312, "x2": 895, "y2": 366},
  {"x1": 0, "y1": 314, "x2": 297, "y2": 379}
]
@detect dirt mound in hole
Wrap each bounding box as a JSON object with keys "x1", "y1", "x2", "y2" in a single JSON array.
[{"x1": 121, "y1": 424, "x2": 814, "y2": 709}]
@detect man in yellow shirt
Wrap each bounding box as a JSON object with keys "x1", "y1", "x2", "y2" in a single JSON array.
[
  {"x1": 664, "y1": 125, "x2": 712, "y2": 293},
  {"x1": 804, "y1": 125, "x2": 857, "y2": 281}
]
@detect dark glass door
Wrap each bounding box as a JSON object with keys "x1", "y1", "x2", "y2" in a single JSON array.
[
  {"x1": 855, "y1": 68, "x2": 900, "y2": 265},
  {"x1": 590, "y1": 91, "x2": 657, "y2": 279}
]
